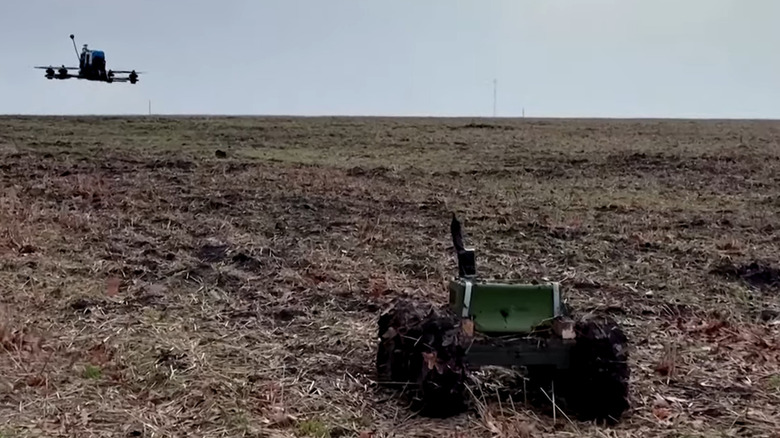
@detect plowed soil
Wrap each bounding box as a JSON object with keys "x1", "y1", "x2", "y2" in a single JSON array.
[{"x1": 1, "y1": 116, "x2": 779, "y2": 437}]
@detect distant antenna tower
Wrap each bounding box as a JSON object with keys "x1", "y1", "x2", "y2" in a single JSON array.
[
  {"x1": 492, "y1": 79, "x2": 497, "y2": 117},
  {"x1": 148, "y1": 99, "x2": 152, "y2": 116}
]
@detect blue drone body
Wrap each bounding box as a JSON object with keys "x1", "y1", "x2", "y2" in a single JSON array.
[{"x1": 35, "y1": 35, "x2": 142, "y2": 84}]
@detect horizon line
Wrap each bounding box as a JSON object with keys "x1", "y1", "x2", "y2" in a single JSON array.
[{"x1": 1, "y1": 113, "x2": 780, "y2": 122}]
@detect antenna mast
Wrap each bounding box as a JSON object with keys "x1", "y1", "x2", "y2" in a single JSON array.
[
  {"x1": 492, "y1": 79, "x2": 497, "y2": 117},
  {"x1": 69, "y1": 34, "x2": 79, "y2": 63}
]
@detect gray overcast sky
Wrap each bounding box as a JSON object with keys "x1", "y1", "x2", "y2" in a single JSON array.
[{"x1": 1, "y1": 0, "x2": 778, "y2": 118}]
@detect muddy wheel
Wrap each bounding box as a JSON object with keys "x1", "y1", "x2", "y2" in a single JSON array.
[
  {"x1": 547, "y1": 315, "x2": 630, "y2": 423},
  {"x1": 376, "y1": 299, "x2": 471, "y2": 418}
]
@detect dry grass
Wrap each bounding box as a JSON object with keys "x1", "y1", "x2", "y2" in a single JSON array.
[{"x1": 1, "y1": 116, "x2": 780, "y2": 437}]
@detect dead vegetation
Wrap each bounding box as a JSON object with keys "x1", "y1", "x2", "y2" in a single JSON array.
[{"x1": 1, "y1": 116, "x2": 780, "y2": 437}]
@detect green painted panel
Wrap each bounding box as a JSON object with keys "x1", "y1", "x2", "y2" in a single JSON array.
[{"x1": 449, "y1": 279, "x2": 560, "y2": 333}]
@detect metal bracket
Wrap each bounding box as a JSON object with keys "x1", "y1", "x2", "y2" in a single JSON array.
[{"x1": 462, "y1": 280, "x2": 473, "y2": 317}]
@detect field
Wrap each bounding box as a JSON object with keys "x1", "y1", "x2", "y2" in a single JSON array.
[{"x1": 1, "y1": 116, "x2": 779, "y2": 438}]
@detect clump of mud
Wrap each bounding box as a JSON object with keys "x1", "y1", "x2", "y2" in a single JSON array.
[{"x1": 376, "y1": 299, "x2": 471, "y2": 418}]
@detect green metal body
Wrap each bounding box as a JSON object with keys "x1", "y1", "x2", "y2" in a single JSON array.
[{"x1": 448, "y1": 278, "x2": 562, "y2": 334}]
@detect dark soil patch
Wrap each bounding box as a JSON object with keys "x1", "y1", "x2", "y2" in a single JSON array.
[
  {"x1": 346, "y1": 166, "x2": 392, "y2": 178},
  {"x1": 69, "y1": 297, "x2": 101, "y2": 311},
  {"x1": 760, "y1": 309, "x2": 779, "y2": 322},
  {"x1": 609, "y1": 152, "x2": 672, "y2": 172},
  {"x1": 196, "y1": 244, "x2": 230, "y2": 263},
  {"x1": 145, "y1": 159, "x2": 195, "y2": 170},
  {"x1": 525, "y1": 222, "x2": 588, "y2": 240},
  {"x1": 449, "y1": 123, "x2": 514, "y2": 130},
  {"x1": 595, "y1": 204, "x2": 635, "y2": 214},
  {"x1": 231, "y1": 252, "x2": 263, "y2": 272},
  {"x1": 712, "y1": 261, "x2": 780, "y2": 288},
  {"x1": 273, "y1": 306, "x2": 306, "y2": 322},
  {"x1": 678, "y1": 218, "x2": 708, "y2": 229},
  {"x1": 156, "y1": 349, "x2": 189, "y2": 371}
]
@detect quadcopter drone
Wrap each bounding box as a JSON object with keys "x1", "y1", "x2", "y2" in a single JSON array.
[{"x1": 35, "y1": 35, "x2": 143, "y2": 84}]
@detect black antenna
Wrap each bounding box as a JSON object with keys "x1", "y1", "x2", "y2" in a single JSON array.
[
  {"x1": 450, "y1": 214, "x2": 476, "y2": 278},
  {"x1": 70, "y1": 34, "x2": 79, "y2": 64}
]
